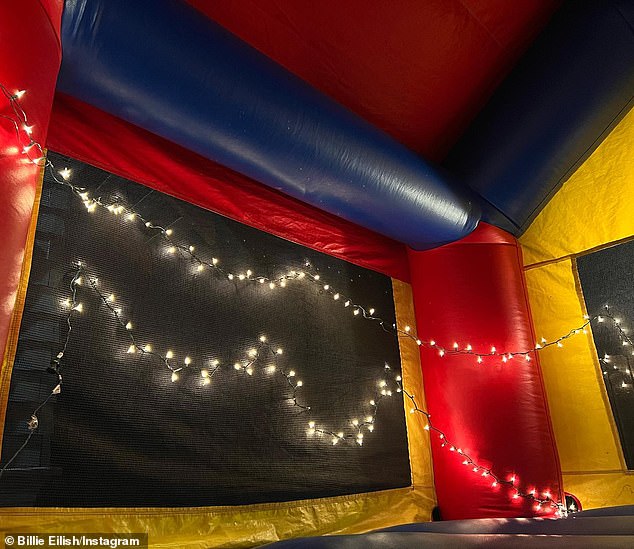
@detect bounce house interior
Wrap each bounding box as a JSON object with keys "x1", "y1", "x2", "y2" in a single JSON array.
[{"x1": 1, "y1": 0, "x2": 634, "y2": 547}]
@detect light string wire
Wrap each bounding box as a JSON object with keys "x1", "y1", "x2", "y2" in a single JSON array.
[
  {"x1": 0, "y1": 83, "x2": 597, "y2": 513},
  {"x1": 0, "y1": 260, "x2": 404, "y2": 477}
]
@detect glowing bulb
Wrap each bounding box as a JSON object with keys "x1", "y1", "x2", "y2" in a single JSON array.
[
  {"x1": 368, "y1": 425, "x2": 374, "y2": 432},
  {"x1": 72, "y1": 303, "x2": 83, "y2": 312},
  {"x1": 477, "y1": 356, "x2": 483, "y2": 364},
  {"x1": 197, "y1": 264, "x2": 204, "y2": 272},
  {"x1": 430, "y1": 340, "x2": 436, "y2": 346},
  {"x1": 267, "y1": 365, "x2": 276, "y2": 374},
  {"x1": 296, "y1": 380, "x2": 303, "y2": 387},
  {"x1": 259, "y1": 335, "x2": 267, "y2": 342},
  {"x1": 269, "y1": 282, "x2": 275, "y2": 289},
  {"x1": 247, "y1": 270, "x2": 252, "y2": 277},
  {"x1": 333, "y1": 293, "x2": 340, "y2": 300},
  {"x1": 14, "y1": 90, "x2": 26, "y2": 99},
  {"x1": 338, "y1": 432, "x2": 344, "y2": 438},
  {"x1": 288, "y1": 370, "x2": 296, "y2": 377},
  {"x1": 314, "y1": 275, "x2": 320, "y2": 281},
  {"x1": 171, "y1": 371, "x2": 179, "y2": 382},
  {"x1": 598, "y1": 316, "x2": 604, "y2": 322},
  {"x1": 248, "y1": 348, "x2": 257, "y2": 357},
  {"x1": 369, "y1": 308, "x2": 375, "y2": 315},
  {"x1": 212, "y1": 258, "x2": 218, "y2": 265},
  {"x1": 74, "y1": 277, "x2": 82, "y2": 286},
  {"x1": 416, "y1": 339, "x2": 422, "y2": 346},
  {"x1": 184, "y1": 356, "x2": 191, "y2": 365},
  {"x1": 379, "y1": 380, "x2": 387, "y2": 387},
  {"x1": 366, "y1": 416, "x2": 373, "y2": 423},
  {"x1": 395, "y1": 375, "x2": 402, "y2": 381},
  {"x1": 168, "y1": 246, "x2": 176, "y2": 254},
  {"x1": 280, "y1": 280, "x2": 286, "y2": 287},
  {"x1": 59, "y1": 167, "x2": 72, "y2": 180},
  {"x1": 211, "y1": 359, "x2": 220, "y2": 366},
  {"x1": 308, "y1": 421, "x2": 315, "y2": 428},
  {"x1": 491, "y1": 346, "x2": 496, "y2": 353},
  {"x1": 276, "y1": 348, "x2": 283, "y2": 355},
  {"x1": 61, "y1": 299, "x2": 71, "y2": 308},
  {"x1": 203, "y1": 377, "x2": 211, "y2": 386},
  {"x1": 166, "y1": 350, "x2": 174, "y2": 359},
  {"x1": 332, "y1": 437, "x2": 338, "y2": 445},
  {"x1": 453, "y1": 342, "x2": 459, "y2": 349},
  {"x1": 127, "y1": 345, "x2": 136, "y2": 354},
  {"x1": 352, "y1": 419, "x2": 359, "y2": 426},
  {"x1": 370, "y1": 399, "x2": 376, "y2": 406},
  {"x1": 344, "y1": 300, "x2": 350, "y2": 307},
  {"x1": 535, "y1": 343, "x2": 542, "y2": 349},
  {"x1": 466, "y1": 344, "x2": 472, "y2": 351},
  {"x1": 510, "y1": 475, "x2": 517, "y2": 483},
  {"x1": 353, "y1": 309, "x2": 360, "y2": 316},
  {"x1": 107, "y1": 293, "x2": 115, "y2": 302},
  {"x1": 145, "y1": 221, "x2": 151, "y2": 227},
  {"x1": 513, "y1": 494, "x2": 519, "y2": 500},
  {"x1": 424, "y1": 424, "x2": 430, "y2": 431},
  {"x1": 234, "y1": 363, "x2": 242, "y2": 370},
  {"x1": 525, "y1": 354, "x2": 531, "y2": 361},
  {"x1": 502, "y1": 356, "x2": 508, "y2": 363},
  {"x1": 405, "y1": 325, "x2": 411, "y2": 332},
  {"x1": 144, "y1": 344, "x2": 152, "y2": 352},
  {"x1": 127, "y1": 213, "x2": 135, "y2": 221},
  {"x1": 238, "y1": 274, "x2": 245, "y2": 280},
  {"x1": 228, "y1": 274, "x2": 234, "y2": 280},
  {"x1": 246, "y1": 367, "x2": 253, "y2": 376},
  {"x1": 165, "y1": 229, "x2": 173, "y2": 236},
  {"x1": 189, "y1": 245, "x2": 195, "y2": 252},
  {"x1": 492, "y1": 481, "x2": 498, "y2": 487},
  {"x1": 201, "y1": 370, "x2": 209, "y2": 378},
  {"x1": 23, "y1": 124, "x2": 33, "y2": 135},
  {"x1": 323, "y1": 284, "x2": 329, "y2": 290},
  {"x1": 557, "y1": 341, "x2": 563, "y2": 348},
  {"x1": 438, "y1": 349, "x2": 445, "y2": 357}
]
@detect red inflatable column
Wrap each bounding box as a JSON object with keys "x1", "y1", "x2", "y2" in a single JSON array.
[
  {"x1": 408, "y1": 223, "x2": 563, "y2": 519},
  {"x1": 0, "y1": 1, "x2": 62, "y2": 360}
]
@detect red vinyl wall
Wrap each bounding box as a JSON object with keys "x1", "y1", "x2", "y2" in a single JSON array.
[
  {"x1": 408, "y1": 224, "x2": 563, "y2": 519},
  {"x1": 0, "y1": 1, "x2": 63, "y2": 360}
]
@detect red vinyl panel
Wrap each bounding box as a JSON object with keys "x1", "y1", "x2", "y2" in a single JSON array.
[
  {"x1": 0, "y1": 1, "x2": 62, "y2": 359},
  {"x1": 47, "y1": 94, "x2": 410, "y2": 281},
  {"x1": 408, "y1": 223, "x2": 562, "y2": 519},
  {"x1": 187, "y1": 0, "x2": 559, "y2": 160}
]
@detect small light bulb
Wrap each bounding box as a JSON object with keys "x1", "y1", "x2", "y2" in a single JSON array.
[
  {"x1": 165, "y1": 229, "x2": 173, "y2": 236},
  {"x1": 168, "y1": 246, "x2": 176, "y2": 254},
  {"x1": 352, "y1": 419, "x2": 359, "y2": 426},
  {"x1": 125, "y1": 322, "x2": 133, "y2": 330},
  {"x1": 166, "y1": 350, "x2": 174, "y2": 359},
  {"x1": 368, "y1": 425, "x2": 374, "y2": 431},
  {"x1": 127, "y1": 345, "x2": 136, "y2": 354},
  {"x1": 366, "y1": 416, "x2": 373, "y2": 423},
  {"x1": 144, "y1": 344, "x2": 152, "y2": 352},
  {"x1": 395, "y1": 375, "x2": 402, "y2": 381},
  {"x1": 491, "y1": 346, "x2": 496, "y2": 353},
  {"x1": 308, "y1": 421, "x2": 315, "y2": 428},
  {"x1": 197, "y1": 264, "x2": 204, "y2": 272},
  {"x1": 234, "y1": 363, "x2": 242, "y2": 370},
  {"x1": 23, "y1": 124, "x2": 33, "y2": 135},
  {"x1": 211, "y1": 359, "x2": 220, "y2": 366},
  {"x1": 259, "y1": 335, "x2": 267, "y2": 342},
  {"x1": 238, "y1": 274, "x2": 245, "y2": 280},
  {"x1": 246, "y1": 367, "x2": 253, "y2": 376},
  {"x1": 212, "y1": 258, "x2": 218, "y2": 265},
  {"x1": 269, "y1": 282, "x2": 275, "y2": 289},
  {"x1": 280, "y1": 280, "x2": 286, "y2": 287},
  {"x1": 248, "y1": 348, "x2": 257, "y2": 357},
  {"x1": 405, "y1": 326, "x2": 411, "y2": 332},
  {"x1": 145, "y1": 221, "x2": 151, "y2": 227},
  {"x1": 184, "y1": 356, "x2": 191, "y2": 365},
  {"x1": 332, "y1": 437, "x2": 339, "y2": 445},
  {"x1": 344, "y1": 300, "x2": 350, "y2": 307},
  {"x1": 453, "y1": 342, "x2": 459, "y2": 349},
  {"x1": 14, "y1": 90, "x2": 26, "y2": 99},
  {"x1": 267, "y1": 365, "x2": 276, "y2": 374},
  {"x1": 62, "y1": 298, "x2": 71, "y2": 308},
  {"x1": 369, "y1": 308, "x2": 375, "y2": 315},
  {"x1": 59, "y1": 167, "x2": 72, "y2": 180},
  {"x1": 203, "y1": 377, "x2": 211, "y2": 385},
  {"x1": 246, "y1": 269, "x2": 252, "y2": 277},
  {"x1": 492, "y1": 481, "x2": 498, "y2": 487},
  {"x1": 314, "y1": 275, "x2": 320, "y2": 281},
  {"x1": 276, "y1": 348, "x2": 283, "y2": 355},
  {"x1": 333, "y1": 293, "x2": 340, "y2": 300},
  {"x1": 228, "y1": 273, "x2": 235, "y2": 280},
  {"x1": 438, "y1": 349, "x2": 445, "y2": 357},
  {"x1": 72, "y1": 303, "x2": 83, "y2": 312},
  {"x1": 189, "y1": 245, "x2": 195, "y2": 252},
  {"x1": 201, "y1": 370, "x2": 209, "y2": 378},
  {"x1": 126, "y1": 213, "x2": 135, "y2": 221},
  {"x1": 296, "y1": 380, "x2": 303, "y2": 387},
  {"x1": 477, "y1": 356, "x2": 483, "y2": 364},
  {"x1": 288, "y1": 370, "x2": 296, "y2": 377},
  {"x1": 353, "y1": 309, "x2": 360, "y2": 316},
  {"x1": 171, "y1": 371, "x2": 179, "y2": 382}
]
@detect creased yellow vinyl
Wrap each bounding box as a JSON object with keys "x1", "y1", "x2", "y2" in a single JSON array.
[
  {"x1": 520, "y1": 105, "x2": 634, "y2": 267},
  {"x1": 0, "y1": 265, "x2": 434, "y2": 546},
  {"x1": 524, "y1": 259, "x2": 634, "y2": 508}
]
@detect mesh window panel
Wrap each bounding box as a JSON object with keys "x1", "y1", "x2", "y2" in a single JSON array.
[
  {"x1": 577, "y1": 240, "x2": 634, "y2": 470},
  {"x1": 0, "y1": 151, "x2": 411, "y2": 507}
]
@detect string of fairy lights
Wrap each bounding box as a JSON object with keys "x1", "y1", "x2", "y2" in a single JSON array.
[{"x1": 5, "y1": 83, "x2": 625, "y2": 514}]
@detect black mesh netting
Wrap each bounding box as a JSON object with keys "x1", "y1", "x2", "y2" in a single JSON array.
[
  {"x1": 577, "y1": 240, "x2": 634, "y2": 469},
  {"x1": 0, "y1": 151, "x2": 411, "y2": 507}
]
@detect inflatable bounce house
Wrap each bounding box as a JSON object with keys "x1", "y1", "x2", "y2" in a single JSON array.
[{"x1": 1, "y1": 1, "x2": 634, "y2": 547}]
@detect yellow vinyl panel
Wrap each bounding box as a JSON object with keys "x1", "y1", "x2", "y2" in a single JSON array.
[
  {"x1": 520, "y1": 106, "x2": 634, "y2": 267},
  {"x1": 0, "y1": 170, "x2": 435, "y2": 547},
  {"x1": 524, "y1": 258, "x2": 634, "y2": 507}
]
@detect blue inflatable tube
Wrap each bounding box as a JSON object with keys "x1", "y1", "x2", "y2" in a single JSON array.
[
  {"x1": 57, "y1": 0, "x2": 480, "y2": 250},
  {"x1": 444, "y1": 0, "x2": 634, "y2": 235}
]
